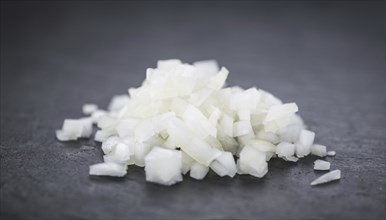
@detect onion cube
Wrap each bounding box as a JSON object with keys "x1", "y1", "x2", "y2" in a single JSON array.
[
  {"x1": 276, "y1": 142, "x2": 295, "y2": 158},
  {"x1": 238, "y1": 145, "x2": 268, "y2": 178},
  {"x1": 210, "y1": 152, "x2": 237, "y2": 177},
  {"x1": 144, "y1": 147, "x2": 183, "y2": 185},
  {"x1": 190, "y1": 162, "x2": 209, "y2": 180},
  {"x1": 296, "y1": 129, "x2": 315, "y2": 158},
  {"x1": 89, "y1": 163, "x2": 127, "y2": 177},
  {"x1": 313, "y1": 159, "x2": 330, "y2": 170},
  {"x1": 311, "y1": 144, "x2": 327, "y2": 157},
  {"x1": 82, "y1": 104, "x2": 98, "y2": 115}
]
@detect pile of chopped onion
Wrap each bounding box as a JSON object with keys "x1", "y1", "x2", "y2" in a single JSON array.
[{"x1": 56, "y1": 59, "x2": 341, "y2": 186}]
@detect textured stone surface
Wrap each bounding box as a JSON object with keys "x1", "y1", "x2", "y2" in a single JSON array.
[{"x1": 1, "y1": 1, "x2": 385, "y2": 219}]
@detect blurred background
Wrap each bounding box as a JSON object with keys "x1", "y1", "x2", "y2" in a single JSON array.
[{"x1": 1, "y1": 1, "x2": 385, "y2": 219}]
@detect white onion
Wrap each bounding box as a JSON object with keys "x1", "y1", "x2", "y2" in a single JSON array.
[
  {"x1": 295, "y1": 129, "x2": 315, "y2": 158},
  {"x1": 144, "y1": 147, "x2": 183, "y2": 185},
  {"x1": 327, "y1": 151, "x2": 336, "y2": 156},
  {"x1": 108, "y1": 95, "x2": 130, "y2": 112},
  {"x1": 311, "y1": 144, "x2": 327, "y2": 157},
  {"x1": 82, "y1": 104, "x2": 98, "y2": 115},
  {"x1": 233, "y1": 120, "x2": 253, "y2": 137},
  {"x1": 313, "y1": 159, "x2": 331, "y2": 170},
  {"x1": 190, "y1": 162, "x2": 209, "y2": 180},
  {"x1": 89, "y1": 163, "x2": 127, "y2": 177},
  {"x1": 311, "y1": 169, "x2": 341, "y2": 186},
  {"x1": 276, "y1": 142, "x2": 296, "y2": 158},
  {"x1": 56, "y1": 59, "x2": 339, "y2": 187},
  {"x1": 209, "y1": 152, "x2": 237, "y2": 177},
  {"x1": 238, "y1": 145, "x2": 268, "y2": 178},
  {"x1": 193, "y1": 60, "x2": 219, "y2": 77}
]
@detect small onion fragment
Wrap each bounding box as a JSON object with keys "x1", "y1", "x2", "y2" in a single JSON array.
[
  {"x1": 89, "y1": 163, "x2": 127, "y2": 177},
  {"x1": 313, "y1": 159, "x2": 331, "y2": 170},
  {"x1": 311, "y1": 144, "x2": 327, "y2": 157},
  {"x1": 311, "y1": 169, "x2": 341, "y2": 186},
  {"x1": 82, "y1": 104, "x2": 98, "y2": 115}
]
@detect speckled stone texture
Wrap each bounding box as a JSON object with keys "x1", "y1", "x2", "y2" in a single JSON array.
[{"x1": 1, "y1": 1, "x2": 385, "y2": 219}]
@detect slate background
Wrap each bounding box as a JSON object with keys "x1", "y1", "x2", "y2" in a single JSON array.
[{"x1": 1, "y1": 1, "x2": 385, "y2": 219}]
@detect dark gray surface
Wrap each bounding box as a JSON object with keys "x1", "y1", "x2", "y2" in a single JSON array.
[{"x1": 1, "y1": 1, "x2": 385, "y2": 219}]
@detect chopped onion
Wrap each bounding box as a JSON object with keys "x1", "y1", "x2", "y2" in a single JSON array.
[
  {"x1": 238, "y1": 145, "x2": 268, "y2": 178},
  {"x1": 144, "y1": 147, "x2": 183, "y2": 185},
  {"x1": 190, "y1": 162, "x2": 209, "y2": 180},
  {"x1": 82, "y1": 104, "x2": 98, "y2": 115},
  {"x1": 210, "y1": 152, "x2": 237, "y2": 177},
  {"x1": 295, "y1": 129, "x2": 315, "y2": 158},
  {"x1": 276, "y1": 142, "x2": 295, "y2": 158},
  {"x1": 89, "y1": 163, "x2": 127, "y2": 177},
  {"x1": 327, "y1": 151, "x2": 336, "y2": 156},
  {"x1": 56, "y1": 59, "x2": 339, "y2": 187},
  {"x1": 313, "y1": 159, "x2": 330, "y2": 170},
  {"x1": 311, "y1": 144, "x2": 327, "y2": 157},
  {"x1": 311, "y1": 169, "x2": 341, "y2": 186}
]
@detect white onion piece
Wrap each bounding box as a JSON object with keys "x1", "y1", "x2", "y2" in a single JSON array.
[
  {"x1": 233, "y1": 120, "x2": 253, "y2": 137},
  {"x1": 55, "y1": 130, "x2": 73, "y2": 141},
  {"x1": 283, "y1": 156, "x2": 299, "y2": 162},
  {"x1": 94, "y1": 128, "x2": 116, "y2": 142},
  {"x1": 313, "y1": 159, "x2": 330, "y2": 170},
  {"x1": 230, "y1": 88, "x2": 260, "y2": 111},
  {"x1": 144, "y1": 147, "x2": 183, "y2": 185},
  {"x1": 238, "y1": 145, "x2": 268, "y2": 178},
  {"x1": 208, "y1": 107, "x2": 222, "y2": 125},
  {"x1": 101, "y1": 136, "x2": 120, "y2": 154},
  {"x1": 151, "y1": 112, "x2": 176, "y2": 133},
  {"x1": 207, "y1": 67, "x2": 229, "y2": 90},
  {"x1": 237, "y1": 110, "x2": 250, "y2": 121},
  {"x1": 327, "y1": 151, "x2": 336, "y2": 156},
  {"x1": 296, "y1": 129, "x2": 315, "y2": 158},
  {"x1": 256, "y1": 131, "x2": 280, "y2": 145},
  {"x1": 210, "y1": 152, "x2": 237, "y2": 177},
  {"x1": 219, "y1": 113, "x2": 234, "y2": 137},
  {"x1": 167, "y1": 119, "x2": 221, "y2": 166},
  {"x1": 157, "y1": 59, "x2": 182, "y2": 70},
  {"x1": 56, "y1": 118, "x2": 93, "y2": 141},
  {"x1": 189, "y1": 88, "x2": 213, "y2": 107},
  {"x1": 311, "y1": 144, "x2": 327, "y2": 157},
  {"x1": 134, "y1": 142, "x2": 151, "y2": 167},
  {"x1": 97, "y1": 116, "x2": 118, "y2": 129},
  {"x1": 89, "y1": 163, "x2": 127, "y2": 177},
  {"x1": 217, "y1": 131, "x2": 238, "y2": 155},
  {"x1": 181, "y1": 151, "x2": 194, "y2": 174},
  {"x1": 193, "y1": 60, "x2": 219, "y2": 77},
  {"x1": 134, "y1": 119, "x2": 155, "y2": 142},
  {"x1": 108, "y1": 94, "x2": 130, "y2": 112},
  {"x1": 91, "y1": 110, "x2": 107, "y2": 123},
  {"x1": 190, "y1": 162, "x2": 209, "y2": 180},
  {"x1": 311, "y1": 169, "x2": 341, "y2": 186},
  {"x1": 246, "y1": 139, "x2": 276, "y2": 153},
  {"x1": 82, "y1": 104, "x2": 98, "y2": 115},
  {"x1": 264, "y1": 103, "x2": 298, "y2": 122},
  {"x1": 116, "y1": 118, "x2": 140, "y2": 137},
  {"x1": 182, "y1": 104, "x2": 217, "y2": 138},
  {"x1": 62, "y1": 119, "x2": 83, "y2": 138},
  {"x1": 276, "y1": 142, "x2": 295, "y2": 158},
  {"x1": 80, "y1": 118, "x2": 93, "y2": 138}
]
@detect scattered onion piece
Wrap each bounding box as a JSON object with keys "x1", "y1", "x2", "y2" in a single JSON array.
[{"x1": 311, "y1": 169, "x2": 341, "y2": 186}]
